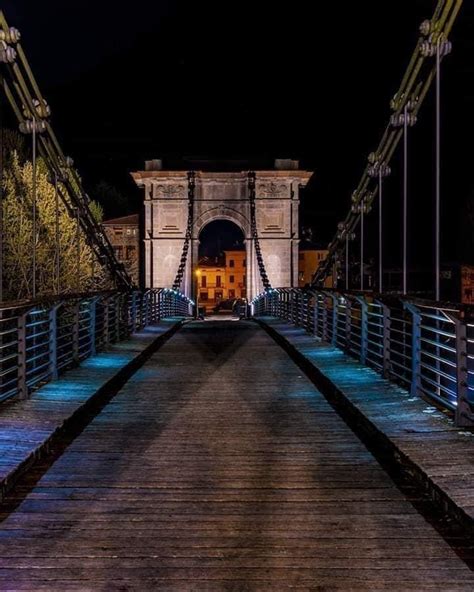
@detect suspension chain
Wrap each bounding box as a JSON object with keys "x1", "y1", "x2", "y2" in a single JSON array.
[
  {"x1": 172, "y1": 171, "x2": 195, "y2": 290},
  {"x1": 248, "y1": 172, "x2": 271, "y2": 290}
]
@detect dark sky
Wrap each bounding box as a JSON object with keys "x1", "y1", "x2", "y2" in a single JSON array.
[{"x1": 3, "y1": 0, "x2": 474, "y2": 266}]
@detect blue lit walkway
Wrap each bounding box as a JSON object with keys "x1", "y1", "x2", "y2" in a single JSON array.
[
  {"x1": 258, "y1": 317, "x2": 474, "y2": 535},
  {"x1": 0, "y1": 321, "x2": 180, "y2": 502},
  {"x1": 0, "y1": 321, "x2": 473, "y2": 590}
]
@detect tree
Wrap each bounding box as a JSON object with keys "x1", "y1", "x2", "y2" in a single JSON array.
[{"x1": 2, "y1": 149, "x2": 109, "y2": 301}]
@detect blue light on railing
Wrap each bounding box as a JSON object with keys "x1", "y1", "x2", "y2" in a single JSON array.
[{"x1": 253, "y1": 288, "x2": 473, "y2": 427}]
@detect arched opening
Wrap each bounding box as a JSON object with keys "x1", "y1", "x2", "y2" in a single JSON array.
[{"x1": 196, "y1": 220, "x2": 246, "y2": 313}]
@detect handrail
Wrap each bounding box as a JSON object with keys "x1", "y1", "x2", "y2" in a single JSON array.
[
  {"x1": 0, "y1": 289, "x2": 193, "y2": 404},
  {"x1": 252, "y1": 288, "x2": 474, "y2": 427}
]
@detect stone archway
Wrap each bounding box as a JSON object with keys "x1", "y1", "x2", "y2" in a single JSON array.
[
  {"x1": 192, "y1": 208, "x2": 252, "y2": 302},
  {"x1": 131, "y1": 167, "x2": 313, "y2": 299}
]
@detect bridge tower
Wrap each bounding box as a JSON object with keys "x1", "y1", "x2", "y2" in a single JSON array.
[{"x1": 131, "y1": 163, "x2": 313, "y2": 300}]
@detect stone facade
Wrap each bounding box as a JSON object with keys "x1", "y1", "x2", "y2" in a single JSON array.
[
  {"x1": 102, "y1": 214, "x2": 140, "y2": 286},
  {"x1": 131, "y1": 169, "x2": 313, "y2": 299}
]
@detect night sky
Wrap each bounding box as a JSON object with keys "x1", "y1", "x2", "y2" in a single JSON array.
[{"x1": 3, "y1": 0, "x2": 474, "y2": 267}]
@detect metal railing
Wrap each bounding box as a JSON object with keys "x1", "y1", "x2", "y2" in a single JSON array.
[
  {"x1": 0, "y1": 288, "x2": 192, "y2": 403},
  {"x1": 252, "y1": 288, "x2": 474, "y2": 427}
]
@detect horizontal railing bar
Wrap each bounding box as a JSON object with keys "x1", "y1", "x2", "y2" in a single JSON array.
[
  {"x1": 420, "y1": 349, "x2": 457, "y2": 368},
  {"x1": 419, "y1": 374, "x2": 457, "y2": 398}
]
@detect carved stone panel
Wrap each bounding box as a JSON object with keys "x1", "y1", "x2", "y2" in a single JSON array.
[
  {"x1": 155, "y1": 184, "x2": 186, "y2": 199},
  {"x1": 259, "y1": 206, "x2": 285, "y2": 234},
  {"x1": 157, "y1": 203, "x2": 186, "y2": 235},
  {"x1": 257, "y1": 182, "x2": 288, "y2": 199}
]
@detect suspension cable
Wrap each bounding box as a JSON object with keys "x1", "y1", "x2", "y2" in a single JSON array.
[
  {"x1": 248, "y1": 172, "x2": 271, "y2": 290},
  {"x1": 312, "y1": 0, "x2": 462, "y2": 288}
]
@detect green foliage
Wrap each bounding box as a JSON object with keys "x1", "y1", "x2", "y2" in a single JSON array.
[
  {"x1": 2, "y1": 149, "x2": 110, "y2": 301},
  {"x1": 89, "y1": 200, "x2": 104, "y2": 224}
]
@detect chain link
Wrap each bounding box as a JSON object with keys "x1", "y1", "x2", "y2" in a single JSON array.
[
  {"x1": 248, "y1": 172, "x2": 271, "y2": 290},
  {"x1": 172, "y1": 172, "x2": 195, "y2": 290}
]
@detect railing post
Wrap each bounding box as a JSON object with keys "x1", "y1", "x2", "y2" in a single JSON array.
[
  {"x1": 49, "y1": 304, "x2": 61, "y2": 380},
  {"x1": 17, "y1": 309, "x2": 28, "y2": 399},
  {"x1": 103, "y1": 297, "x2": 111, "y2": 349},
  {"x1": 345, "y1": 297, "x2": 352, "y2": 352},
  {"x1": 405, "y1": 302, "x2": 421, "y2": 398},
  {"x1": 153, "y1": 290, "x2": 162, "y2": 323},
  {"x1": 144, "y1": 292, "x2": 150, "y2": 325},
  {"x1": 322, "y1": 295, "x2": 329, "y2": 342},
  {"x1": 330, "y1": 293, "x2": 338, "y2": 346},
  {"x1": 448, "y1": 313, "x2": 473, "y2": 427},
  {"x1": 313, "y1": 291, "x2": 320, "y2": 337},
  {"x1": 303, "y1": 291, "x2": 310, "y2": 332},
  {"x1": 72, "y1": 300, "x2": 80, "y2": 364},
  {"x1": 381, "y1": 301, "x2": 391, "y2": 379},
  {"x1": 157, "y1": 290, "x2": 163, "y2": 321},
  {"x1": 115, "y1": 295, "x2": 121, "y2": 341},
  {"x1": 356, "y1": 296, "x2": 368, "y2": 364},
  {"x1": 90, "y1": 298, "x2": 98, "y2": 356},
  {"x1": 130, "y1": 291, "x2": 138, "y2": 332}
]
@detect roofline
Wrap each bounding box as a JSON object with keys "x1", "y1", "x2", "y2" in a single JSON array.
[{"x1": 131, "y1": 170, "x2": 314, "y2": 186}]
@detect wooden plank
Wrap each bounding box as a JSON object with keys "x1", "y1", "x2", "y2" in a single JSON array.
[
  {"x1": 262, "y1": 318, "x2": 474, "y2": 535},
  {"x1": 0, "y1": 320, "x2": 472, "y2": 589}
]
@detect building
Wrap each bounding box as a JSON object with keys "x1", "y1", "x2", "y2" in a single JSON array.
[
  {"x1": 441, "y1": 263, "x2": 474, "y2": 304},
  {"x1": 298, "y1": 247, "x2": 331, "y2": 288},
  {"x1": 196, "y1": 256, "x2": 227, "y2": 311},
  {"x1": 131, "y1": 162, "x2": 313, "y2": 299},
  {"x1": 102, "y1": 214, "x2": 140, "y2": 285},
  {"x1": 196, "y1": 250, "x2": 247, "y2": 312},
  {"x1": 225, "y1": 250, "x2": 247, "y2": 300},
  {"x1": 461, "y1": 265, "x2": 474, "y2": 304}
]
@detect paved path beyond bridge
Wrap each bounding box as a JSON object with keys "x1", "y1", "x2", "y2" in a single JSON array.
[{"x1": 0, "y1": 321, "x2": 473, "y2": 591}]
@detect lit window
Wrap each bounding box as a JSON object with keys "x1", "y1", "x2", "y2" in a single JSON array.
[
  {"x1": 229, "y1": 260, "x2": 235, "y2": 268},
  {"x1": 216, "y1": 276, "x2": 222, "y2": 287},
  {"x1": 229, "y1": 275, "x2": 235, "y2": 284},
  {"x1": 201, "y1": 276, "x2": 207, "y2": 288}
]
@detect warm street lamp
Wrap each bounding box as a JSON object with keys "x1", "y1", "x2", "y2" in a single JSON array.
[{"x1": 195, "y1": 268, "x2": 201, "y2": 318}]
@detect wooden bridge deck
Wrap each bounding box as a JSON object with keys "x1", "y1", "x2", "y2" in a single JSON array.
[{"x1": 0, "y1": 320, "x2": 473, "y2": 591}]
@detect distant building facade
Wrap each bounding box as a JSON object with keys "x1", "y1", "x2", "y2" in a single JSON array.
[
  {"x1": 298, "y1": 247, "x2": 331, "y2": 288},
  {"x1": 196, "y1": 250, "x2": 247, "y2": 311},
  {"x1": 103, "y1": 214, "x2": 140, "y2": 285},
  {"x1": 225, "y1": 250, "x2": 247, "y2": 300},
  {"x1": 461, "y1": 265, "x2": 474, "y2": 304}
]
